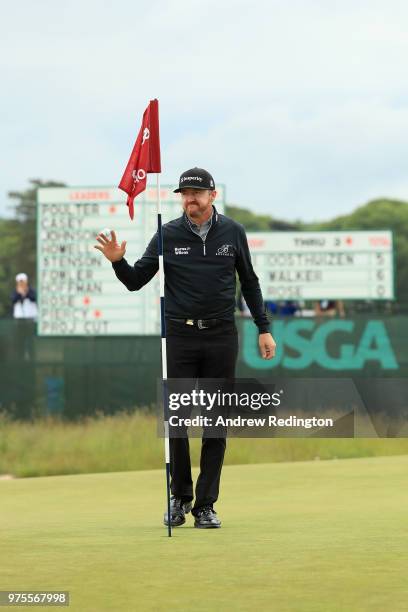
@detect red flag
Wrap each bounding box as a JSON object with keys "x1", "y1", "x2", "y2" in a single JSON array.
[{"x1": 119, "y1": 99, "x2": 161, "y2": 219}]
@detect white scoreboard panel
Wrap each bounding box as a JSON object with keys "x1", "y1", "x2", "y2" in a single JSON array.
[
  {"x1": 247, "y1": 231, "x2": 394, "y2": 301},
  {"x1": 37, "y1": 185, "x2": 225, "y2": 336}
]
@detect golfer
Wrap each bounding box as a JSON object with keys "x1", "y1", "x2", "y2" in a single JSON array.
[{"x1": 94, "y1": 167, "x2": 276, "y2": 529}]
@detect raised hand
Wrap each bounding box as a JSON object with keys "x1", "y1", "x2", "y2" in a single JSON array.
[{"x1": 94, "y1": 230, "x2": 127, "y2": 263}]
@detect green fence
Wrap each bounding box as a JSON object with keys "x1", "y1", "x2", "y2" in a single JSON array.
[{"x1": 1, "y1": 316, "x2": 407, "y2": 419}]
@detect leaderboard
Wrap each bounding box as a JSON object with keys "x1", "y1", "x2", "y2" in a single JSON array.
[
  {"x1": 247, "y1": 231, "x2": 394, "y2": 300},
  {"x1": 37, "y1": 185, "x2": 225, "y2": 336}
]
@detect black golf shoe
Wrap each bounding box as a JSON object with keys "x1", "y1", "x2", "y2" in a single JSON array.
[
  {"x1": 163, "y1": 496, "x2": 192, "y2": 527},
  {"x1": 193, "y1": 505, "x2": 221, "y2": 529}
]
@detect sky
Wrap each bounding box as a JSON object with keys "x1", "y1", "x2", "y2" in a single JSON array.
[{"x1": 2, "y1": 0, "x2": 408, "y2": 221}]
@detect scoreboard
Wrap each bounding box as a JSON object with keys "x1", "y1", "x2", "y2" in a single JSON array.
[
  {"x1": 247, "y1": 231, "x2": 394, "y2": 301},
  {"x1": 37, "y1": 188, "x2": 394, "y2": 337},
  {"x1": 37, "y1": 185, "x2": 225, "y2": 336}
]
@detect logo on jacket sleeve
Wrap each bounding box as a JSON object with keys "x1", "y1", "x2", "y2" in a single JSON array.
[{"x1": 216, "y1": 244, "x2": 234, "y2": 257}]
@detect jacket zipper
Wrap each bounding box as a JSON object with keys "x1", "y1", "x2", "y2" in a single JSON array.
[
  {"x1": 185, "y1": 210, "x2": 216, "y2": 256},
  {"x1": 201, "y1": 214, "x2": 213, "y2": 256}
]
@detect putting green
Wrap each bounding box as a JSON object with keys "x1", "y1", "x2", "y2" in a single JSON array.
[{"x1": 2, "y1": 456, "x2": 408, "y2": 611}]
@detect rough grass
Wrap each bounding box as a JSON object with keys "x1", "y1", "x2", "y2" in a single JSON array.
[{"x1": 1, "y1": 412, "x2": 408, "y2": 477}]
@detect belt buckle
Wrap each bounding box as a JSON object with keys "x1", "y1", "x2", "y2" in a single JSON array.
[
  {"x1": 197, "y1": 319, "x2": 208, "y2": 330},
  {"x1": 186, "y1": 319, "x2": 194, "y2": 326}
]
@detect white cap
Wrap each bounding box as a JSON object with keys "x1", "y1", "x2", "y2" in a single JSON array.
[{"x1": 16, "y1": 273, "x2": 28, "y2": 282}]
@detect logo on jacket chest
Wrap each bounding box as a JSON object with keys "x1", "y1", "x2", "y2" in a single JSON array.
[
  {"x1": 216, "y1": 244, "x2": 234, "y2": 257},
  {"x1": 174, "y1": 247, "x2": 191, "y2": 255}
]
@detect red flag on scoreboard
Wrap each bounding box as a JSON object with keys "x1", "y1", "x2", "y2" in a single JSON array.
[{"x1": 119, "y1": 99, "x2": 161, "y2": 220}]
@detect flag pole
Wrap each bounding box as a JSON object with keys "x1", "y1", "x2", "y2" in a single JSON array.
[{"x1": 156, "y1": 173, "x2": 172, "y2": 537}]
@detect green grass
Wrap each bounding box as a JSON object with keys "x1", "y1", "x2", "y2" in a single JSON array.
[
  {"x1": 1, "y1": 456, "x2": 408, "y2": 611},
  {"x1": 1, "y1": 412, "x2": 408, "y2": 477}
]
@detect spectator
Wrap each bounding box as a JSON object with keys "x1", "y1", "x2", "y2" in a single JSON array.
[
  {"x1": 264, "y1": 300, "x2": 299, "y2": 317},
  {"x1": 279, "y1": 301, "x2": 299, "y2": 316},
  {"x1": 314, "y1": 300, "x2": 345, "y2": 318},
  {"x1": 11, "y1": 273, "x2": 38, "y2": 320}
]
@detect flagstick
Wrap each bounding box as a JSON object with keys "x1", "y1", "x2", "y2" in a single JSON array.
[{"x1": 156, "y1": 173, "x2": 172, "y2": 537}]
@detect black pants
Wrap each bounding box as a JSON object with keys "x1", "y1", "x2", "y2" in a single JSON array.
[{"x1": 166, "y1": 319, "x2": 239, "y2": 514}]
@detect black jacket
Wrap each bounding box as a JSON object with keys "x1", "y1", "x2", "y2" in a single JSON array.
[
  {"x1": 112, "y1": 206, "x2": 270, "y2": 333},
  {"x1": 11, "y1": 287, "x2": 37, "y2": 304}
]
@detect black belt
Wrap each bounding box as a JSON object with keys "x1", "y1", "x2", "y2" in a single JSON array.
[{"x1": 168, "y1": 318, "x2": 221, "y2": 329}]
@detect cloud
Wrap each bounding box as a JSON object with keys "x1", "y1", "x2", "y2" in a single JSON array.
[
  {"x1": 2, "y1": 0, "x2": 408, "y2": 219},
  {"x1": 164, "y1": 99, "x2": 408, "y2": 219}
]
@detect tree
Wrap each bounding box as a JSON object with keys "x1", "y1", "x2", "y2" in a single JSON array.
[
  {"x1": 226, "y1": 204, "x2": 302, "y2": 231},
  {"x1": 7, "y1": 179, "x2": 66, "y2": 286},
  {"x1": 0, "y1": 218, "x2": 24, "y2": 316},
  {"x1": 311, "y1": 199, "x2": 408, "y2": 306},
  {"x1": 0, "y1": 179, "x2": 66, "y2": 317}
]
